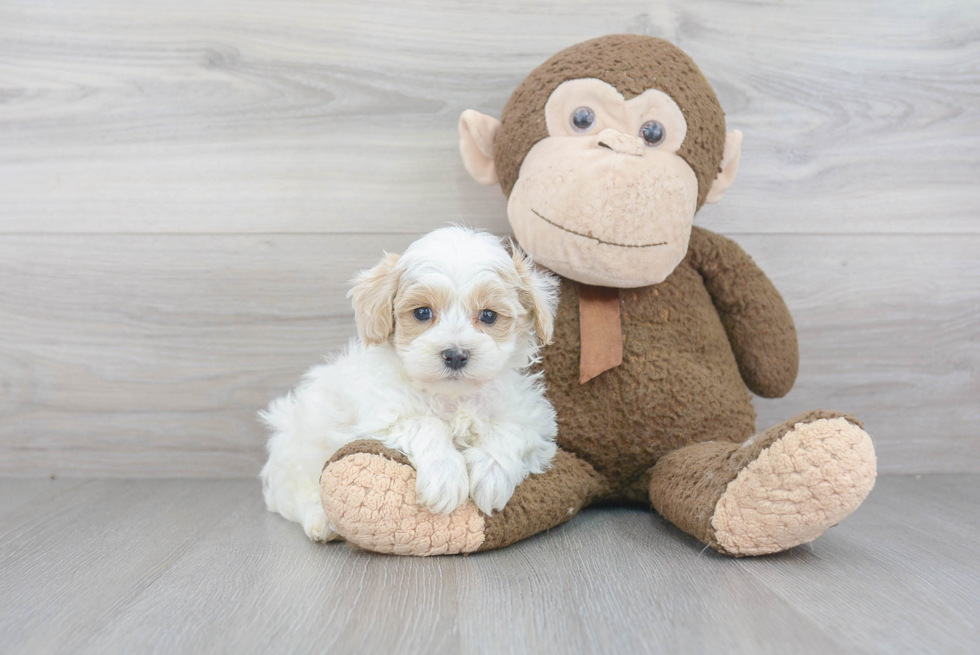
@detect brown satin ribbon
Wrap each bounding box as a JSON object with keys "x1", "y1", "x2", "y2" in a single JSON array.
[{"x1": 578, "y1": 285, "x2": 622, "y2": 384}]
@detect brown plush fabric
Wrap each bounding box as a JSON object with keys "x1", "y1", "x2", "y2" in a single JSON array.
[
  {"x1": 688, "y1": 228, "x2": 800, "y2": 398},
  {"x1": 495, "y1": 34, "x2": 727, "y2": 209},
  {"x1": 478, "y1": 449, "x2": 608, "y2": 551},
  {"x1": 647, "y1": 410, "x2": 860, "y2": 550},
  {"x1": 323, "y1": 439, "x2": 412, "y2": 473},
  {"x1": 538, "y1": 226, "x2": 800, "y2": 497}
]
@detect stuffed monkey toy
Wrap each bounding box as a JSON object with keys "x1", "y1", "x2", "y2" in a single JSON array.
[{"x1": 320, "y1": 35, "x2": 876, "y2": 556}]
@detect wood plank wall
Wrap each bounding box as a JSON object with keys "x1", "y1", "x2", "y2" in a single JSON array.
[{"x1": 1, "y1": 0, "x2": 978, "y2": 476}]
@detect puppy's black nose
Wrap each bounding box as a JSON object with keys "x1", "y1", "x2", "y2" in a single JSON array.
[{"x1": 441, "y1": 348, "x2": 469, "y2": 371}]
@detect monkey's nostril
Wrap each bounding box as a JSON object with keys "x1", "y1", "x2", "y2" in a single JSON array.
[
  {"x1": 597, "y1": 141, "x2": 613, "y2": 150},
  {"x1": 441, "y1": 348, "x2": 469, "y2": 371}
]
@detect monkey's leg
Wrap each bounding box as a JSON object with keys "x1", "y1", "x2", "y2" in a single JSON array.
[
  {"x1": 648, "y1": 411, "x2": 876, "y2": 556},
  {"x1": 320, "y1": 441, "x2": 606, "y2": 556}
]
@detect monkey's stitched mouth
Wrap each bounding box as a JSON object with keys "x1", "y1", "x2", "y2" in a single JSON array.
[{"x1": 531, "y1": 209, "x2": 667, "y2": 249}]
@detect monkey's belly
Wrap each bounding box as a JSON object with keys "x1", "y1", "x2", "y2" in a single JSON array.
[
  {"x1": 546, "y1": 354, "x2": 756, "y2": 491},
  {"x1": 541, "y1": 272, "x2": 757, "y2": 495}
]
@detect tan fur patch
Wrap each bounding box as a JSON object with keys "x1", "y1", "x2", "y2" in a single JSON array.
[
  {"x1": 349, "y1": 252, "x2": 401, "y2": 346},
  {"x1": 321, "y1": 452, "x2": 486, "y2": 556},
  {"x1": 465, "y1": 280, "x2": 518, "y2": 345},
  {"x1": 392, "y1": 283, "x2": 450, "y2": 350},
  {"x1": 711, "y1": 417, "x2": 877, "y2": 556}
]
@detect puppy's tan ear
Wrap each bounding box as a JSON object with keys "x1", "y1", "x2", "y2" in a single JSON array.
[
  {"x1": 348, "y1": 252, "x2": 401, "y2": 346},
  {"x1": 510, "y1": 242, "x2": 560, "y2": 345}
]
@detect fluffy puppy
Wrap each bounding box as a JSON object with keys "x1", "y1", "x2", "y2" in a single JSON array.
[{"x1": 260, "y1": 226, "x2": 560, "y2": 542}]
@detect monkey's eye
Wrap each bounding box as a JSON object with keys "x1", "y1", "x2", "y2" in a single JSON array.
[
  {"x1": 478, "y1": 309, "x2": 498, "y2": 325},
  {"x1": 640, "y1": 120, "x2": 666, "y2": 146},
  {"x1": 413, "y1": 307, "x2": 433, "y2": 321},
  {"x1": 570, "y1": 107, "x2": 596, "y2": 132}
]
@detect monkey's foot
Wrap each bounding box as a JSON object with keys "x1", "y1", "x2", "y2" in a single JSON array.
[
  {"x1": 320, "y1": 441, "x2": 486, "y2": 556},
  {"x1": 710, "y1": 413, "x2": 877, "y2": 556}
]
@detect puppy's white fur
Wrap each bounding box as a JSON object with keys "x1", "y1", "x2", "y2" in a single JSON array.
[{"x1": 260, "y1": 227, "x2": 560, "y2": 542}]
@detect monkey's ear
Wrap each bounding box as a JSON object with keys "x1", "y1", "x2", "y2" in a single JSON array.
[
  {"x1": 459, "y1": 109, "x2": 501, "y2": 185},
  {"x1": 347, "y1": 252, "x2": 401, "y2": 346},
  {"x1": 705, "y1": 130, "x2": 743, "y2": 204}
]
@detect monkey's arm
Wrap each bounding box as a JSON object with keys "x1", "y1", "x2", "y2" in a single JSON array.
[{"x1": 688, "y1": 226, "x2": 799, "y2": 398}]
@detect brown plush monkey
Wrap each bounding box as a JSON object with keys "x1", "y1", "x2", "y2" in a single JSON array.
[{"x1": 320, "y1": 35, "x2": 877, "y2": 557}]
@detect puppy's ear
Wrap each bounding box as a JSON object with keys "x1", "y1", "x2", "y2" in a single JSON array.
[
  {"x1": 510, "y1": 242, "x2": 560, "y2": 346},
  {"x1": 348, "y1": 252, "x2": 401, "y2": 346}
]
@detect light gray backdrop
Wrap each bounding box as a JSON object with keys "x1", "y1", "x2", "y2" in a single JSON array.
[{"x1": 1, "y1": 0, "x2": 978, "y2": 476}]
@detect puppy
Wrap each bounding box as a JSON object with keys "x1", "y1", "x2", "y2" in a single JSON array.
[{"x1": 260, "y1": 226, "x2": 560, "y2": 542}]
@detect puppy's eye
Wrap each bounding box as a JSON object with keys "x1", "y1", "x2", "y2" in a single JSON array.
[
  {"x1": 570, "y1": 107, "x2": 595, "y2": 132},
  {"x1": 640, "y1": 120, "x2": 666, "y2": 146},
  {"x1": 478, "y1": 309, "x2": 497, "y2": 325},
  {"x1": 413, "y1": 307, "x2": 433, "y2": 321}
]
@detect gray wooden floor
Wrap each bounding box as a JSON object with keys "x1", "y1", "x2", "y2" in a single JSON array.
[{"x1": 1, "y1": 475, "x2": 977, "y2": 654}]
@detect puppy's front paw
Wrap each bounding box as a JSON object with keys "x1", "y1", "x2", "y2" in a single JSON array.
[
  {"x1": 414, "y1": 450, "x2": 469, "y2": 515},
  {"x1": 303, "y1": 506, "x2": 340, "y2": 543},
  {"x1": 468, "y1": 457, "x2": 517, "y2": 516}
]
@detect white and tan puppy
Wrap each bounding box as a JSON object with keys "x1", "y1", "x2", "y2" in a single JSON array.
[{"x1": 260, "y1": 226, "x2": 560, "y2": 542}]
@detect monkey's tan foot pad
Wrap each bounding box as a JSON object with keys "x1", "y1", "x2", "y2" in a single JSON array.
[
  {"x1": 711, "y1": 416, "x2": 877, "y2": 556},
  {"x1": 320, "y1": 441, "x2": 486, "y2": 556}
]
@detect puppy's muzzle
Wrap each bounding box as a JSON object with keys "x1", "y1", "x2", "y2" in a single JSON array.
[{"x1": 441, "y1": 348, "x2": 469, "y2": 371}]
